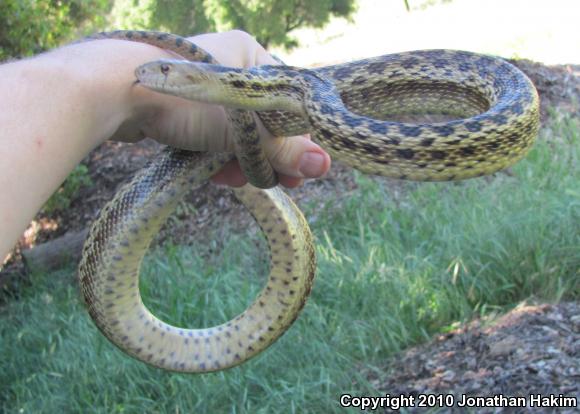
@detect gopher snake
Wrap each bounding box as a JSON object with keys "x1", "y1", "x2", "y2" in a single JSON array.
[{"x1": 78, "y1": 31, "x2": 540, "y2": 373}]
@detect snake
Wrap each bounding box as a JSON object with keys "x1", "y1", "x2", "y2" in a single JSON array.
[{"x1": 78, "y1": 30, "x2": 540, "y2": 373}]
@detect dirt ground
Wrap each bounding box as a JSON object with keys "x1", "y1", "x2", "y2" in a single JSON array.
[
  {"x1": 1, "y1": 59, "x2": 579, "y2": 410},
  {"x1": 372, "y1": 302, "x2": 580, "y2": 413}
]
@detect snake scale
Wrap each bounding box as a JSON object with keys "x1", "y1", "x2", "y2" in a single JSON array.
[{"x1": 78, "y1": 31, "x2": 540, "y2": 373}]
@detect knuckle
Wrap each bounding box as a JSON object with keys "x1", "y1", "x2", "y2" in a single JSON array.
[
  {"x1": 268, "y1": 138, "x2": 296, "y2": 170},
  {"x1": 226, "y1": 29, "x2": 255, "y2": 43}
]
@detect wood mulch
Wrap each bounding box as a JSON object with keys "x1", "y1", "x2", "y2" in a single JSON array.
[{"x1": 370, "y1": 302, "x2": 580, "y2": 413}]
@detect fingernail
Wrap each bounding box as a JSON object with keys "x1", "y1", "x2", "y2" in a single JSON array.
[{"x1": 298, "y1": 152, "x2": 325, "y2": 177}]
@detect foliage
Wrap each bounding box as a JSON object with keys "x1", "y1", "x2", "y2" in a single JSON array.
[
  {"x1": 1, "y1": 0, "x2": 356, "y2": 58},
  {"x1": 0, "y1": 0, "x2": 112, "y2": 61},
  {"x1": 113, "y1": 0, "x2": 357, "y2": 49},
  {"x1": 203, "y1": 0, "x2": 357, "y2": 48},
  {"x1": 42, "y1": 164, "x2": 93, "y2": 214},
  {"x1": 107, "y1": 0, "x2": 157, "y2": 31},
  {"x1": 150, "y1": 0, "x2": 216, "y2": 37},
  {"x1": 1, "y1": 112, "x2": 578, "y2": 412}
]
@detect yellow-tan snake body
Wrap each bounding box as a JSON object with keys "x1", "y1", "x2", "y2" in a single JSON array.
[
  {"x1": 137, "y1": 49, "x2": 539, "y2": 181},
  {"x1": 78, "y1": 31, "x2": 539, "y2": 373},
  {"x1": 80, "y1": 150, "x2": 315, "y2": 372}
]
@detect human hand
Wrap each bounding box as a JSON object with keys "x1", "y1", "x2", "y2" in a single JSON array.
[
  {"x1": 0, "y1": 30, "x2": 332, "y2": 259},
  {"x1": 112, "y1": 30, "x2": 331, "y2": 188}
]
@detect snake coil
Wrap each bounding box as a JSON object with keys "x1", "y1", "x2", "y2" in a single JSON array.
[{"x1": 79, "y1": 31, "x2": 539, "y2": 373}]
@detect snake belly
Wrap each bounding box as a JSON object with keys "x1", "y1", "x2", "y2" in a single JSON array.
[{"x1": 79, "y1": 31, "x2": 540, "y2": 373}]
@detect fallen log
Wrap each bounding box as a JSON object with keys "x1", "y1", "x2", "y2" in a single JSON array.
[{"x1": 21, "y1": 229, "x2": 88, "y2": 272}]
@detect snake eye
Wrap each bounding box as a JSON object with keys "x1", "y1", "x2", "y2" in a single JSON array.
[{"x1": 160, "y1": 64, "x2": 170, "y2": 75}]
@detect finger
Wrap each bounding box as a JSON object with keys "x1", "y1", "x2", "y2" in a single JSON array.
[
  {"x1": 210, "y1": 160, "x2": 248, "y2": 187},
  {"x1": 211, "y1": 160, "x2": 304, "y2": 189},
  {"x1": 254, "y1": 42, "x2": 282, "y2": 66},
  {"x1": 259, "y1": 121, "x2": 331, "y2": 179},
  {"x1": 188, "y1": 30, "x2": 268, "y2": 68},
  {"x1": 190, "y1": 31, "x2": 332, "y2": 183},
  {"x1": 268, "y1": 135, "x2": 331, "y2": 179},
  {"x1": 278, "y1": 176, "x2": 304, "y2": 188},
  {"x1": 250, "y1": 46, "x2": 332, "y2": 180}
]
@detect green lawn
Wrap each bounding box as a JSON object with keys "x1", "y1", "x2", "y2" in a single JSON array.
[{"x1": 1, "y1": 113, "x2": 578, "y2": 413}]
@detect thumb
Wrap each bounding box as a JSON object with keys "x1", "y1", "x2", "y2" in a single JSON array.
[{"x1": 263, "y1": 133, "x2": 331, "y2": 179}]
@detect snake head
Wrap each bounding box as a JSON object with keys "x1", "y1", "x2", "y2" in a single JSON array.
[
  {"x1": 135, "y1": 59, "x2": 303, "y2": 113},
  {"x1": 134, "y1": 59, "x2": 260, "y2": 108},
  {"x1": 135, "y1": 59, "x2": 225, "y2": 103}
]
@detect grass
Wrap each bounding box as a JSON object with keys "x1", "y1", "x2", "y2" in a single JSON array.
[
  {"x1": 1, "y1": 112, "x2": 578, "y2": 413},
  {"x1": 42, "y1": 163, "x2": 93, "y2": 214}
]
